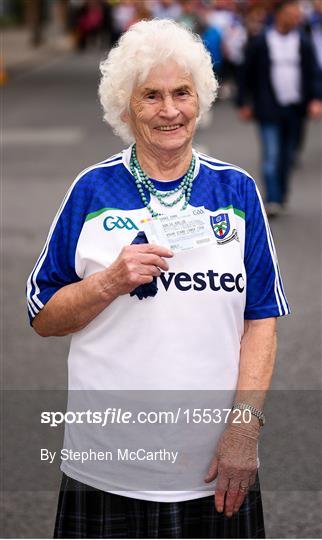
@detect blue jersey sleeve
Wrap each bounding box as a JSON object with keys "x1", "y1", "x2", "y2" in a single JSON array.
[
  {"x1": 244, "y1": 179, "x2": 290, "y2": 319},
  {"x1": 26, "y1": 176, "x2": 91, "y2": 324}
]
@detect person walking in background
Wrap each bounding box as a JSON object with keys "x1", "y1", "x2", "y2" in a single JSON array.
[
  {"x1": 244, "y1": 4, "x2": 267, "y2": 39},
  {"x1": 73, "y1": 0, "x2": 105, "y2": 51},
  {"x1": 202, "y1": 22, "x2": 223, "y2": 77},
  {"x1": 306, "y1": 0, "x2": 322, "y2": 74},
  {"x1": 125, "y1": 0, "x2": 152, "y2": 29},
  {"x1": 110, "y1": 0, "x2": 137, "y2": 45},
  {"x1": 205, "y1": 0, "x2": 246, "y2": 99},
  {"x1": 178, "y1": 0, "x2": 204, "y2": 34},
  {"x1": 237, "y1": 0, "x2": 322, "y2": 217},
  {"x1": 150, "y1": 0, "x2": 182, "y2": 21}
]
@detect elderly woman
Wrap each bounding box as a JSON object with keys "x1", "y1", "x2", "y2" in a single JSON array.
[{"x1": 27, "y1": 19, "x2": 289, "y2": 539}]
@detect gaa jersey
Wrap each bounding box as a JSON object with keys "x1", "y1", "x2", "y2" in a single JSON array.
[{"x1": 26, "y1": 146, "x2": 290, "y2": 501}]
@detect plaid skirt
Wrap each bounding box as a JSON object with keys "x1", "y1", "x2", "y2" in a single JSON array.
[{"x1": 54, "y1": 473, "x2": 265, "y2": 539}]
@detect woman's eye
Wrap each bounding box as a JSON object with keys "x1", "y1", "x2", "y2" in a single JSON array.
[{"x1": 146, "y1": 94, "x2": 157, "y2": 100}]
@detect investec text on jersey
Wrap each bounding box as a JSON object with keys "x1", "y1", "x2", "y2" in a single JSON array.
[{"x1": 158, "y1": 271, "x2": 244, "y2": 292}]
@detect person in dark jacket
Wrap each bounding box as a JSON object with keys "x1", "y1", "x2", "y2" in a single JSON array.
[{"x1": 237, "y1": 0, "x2": 322, "y2": 216}]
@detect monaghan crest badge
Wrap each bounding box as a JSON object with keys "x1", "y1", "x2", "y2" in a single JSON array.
[
  {"x1": 210, "y1": 212, "x2": 239, "y2": 245},
  {"x1": 210, "y1": 213, "x2": 231, "y2": 239}
]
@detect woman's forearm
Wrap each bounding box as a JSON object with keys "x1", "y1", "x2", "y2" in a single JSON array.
[
  {"x1": 32, "y1": 269, "x2": 118, "y2": 337},
  {"x1": 231, "y1": 317, "x2": 277, "y2": 433},
  {"x1": 32, "y1": 243, "x2": 173, "y2": 337}
]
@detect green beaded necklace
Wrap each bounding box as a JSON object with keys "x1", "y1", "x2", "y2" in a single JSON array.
[{"x1": 129, "y1": 144, "x2": 195, "y2": 218}]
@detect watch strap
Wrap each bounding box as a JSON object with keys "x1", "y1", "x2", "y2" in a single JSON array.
[{"x1": 233, "y1": 402, "x2": 266, "y2": 427}]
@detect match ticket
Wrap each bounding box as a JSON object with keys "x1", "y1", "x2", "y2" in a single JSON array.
[{"x1": 141, "y1": 208, "x2": 216, "y2": 253}]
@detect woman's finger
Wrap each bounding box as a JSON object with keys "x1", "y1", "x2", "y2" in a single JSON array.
[
  {"x1": 224, "y1": 478, "x2": 241, "y2": 517},
  {"x1": 249, "y1": 471, "x2": 257, "y2": 487},
  {"x1": 138, "y1": 253, "x2": 170, "y2": 271},
  {"x1": 204, "y1": 456, "x2": 219, "y2": 483},
  {"x1": 233, "y1": 490, "x2": 248, "y2": 514},
  {"x1": 214, "y1": 472, "x2": 229, "y2": 513},
  {"x1": 233, "y1": 480, "x2": 249, "y2": 513},
  {"x1": 137, "y1": 264, "x2": 161, "y2": 277},
  {"x1": 135, "y1": 243, "x2": 173, "y2": 258},
  {"x1": 123, "y1": 262, "x2": 160, "y2": 281}
]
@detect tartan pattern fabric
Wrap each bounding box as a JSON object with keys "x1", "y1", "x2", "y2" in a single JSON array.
[{"x1": 54, "y1": 474, "x2": 265, "y2": 539}]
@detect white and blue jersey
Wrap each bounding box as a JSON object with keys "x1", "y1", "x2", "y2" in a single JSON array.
[{"x1": 26, "y1": 146, "x2": 290, "y2": 501}]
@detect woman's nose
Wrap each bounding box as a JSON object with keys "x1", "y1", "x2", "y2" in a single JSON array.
[{"x1": 159, "y1": 96, "x2": 179, "y2": 118}]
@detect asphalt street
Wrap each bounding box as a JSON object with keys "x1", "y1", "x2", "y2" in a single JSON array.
[{"x1": 2, "y1": 50, "x2": 322, "y2": 538}]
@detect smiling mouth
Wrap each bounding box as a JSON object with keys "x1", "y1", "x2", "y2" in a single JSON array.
[{"x1": 155, "y1": 124, "x2": 183, "y2": 131}]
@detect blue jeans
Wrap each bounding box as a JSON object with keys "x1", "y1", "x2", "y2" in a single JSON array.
[{"x1": 259, "y1": 106, "x2": 304, "y2": 204}]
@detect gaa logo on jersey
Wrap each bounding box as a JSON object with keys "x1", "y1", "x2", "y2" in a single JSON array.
[
  {"x1": 210, "y1": 213, "x2": 239, "y2": 245},
  {"x1": 103, "y1": 215, "x2": 138, "y2": 232}
]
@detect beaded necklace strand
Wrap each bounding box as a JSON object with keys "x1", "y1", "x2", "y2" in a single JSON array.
[{"x1": 129, "y1": 144, "x2": 195, "y2": 217}]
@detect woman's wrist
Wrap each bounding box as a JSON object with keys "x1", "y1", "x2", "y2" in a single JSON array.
[
  {"x1": 228, "y1": 413, "x2": 261, "y2": 438},
  {"x1": 96, "y1": 268, "x2": 122, "y2": 304}
]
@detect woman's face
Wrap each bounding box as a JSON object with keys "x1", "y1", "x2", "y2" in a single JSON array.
[{"x1": 123, "y1": 60, "x2": 199, "y2": 155}]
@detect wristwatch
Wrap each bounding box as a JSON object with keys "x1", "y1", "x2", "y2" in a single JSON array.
[{"x1": 233, "y1": 402, "x2": 266, "y2": 427}]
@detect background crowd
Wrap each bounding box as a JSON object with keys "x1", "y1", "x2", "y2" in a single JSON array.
[
  {"x1": 55, "y1": 0, "x2": 322, "y2": 216},
  {"x1": 2, "y1": 0, "x2": 322, "y2": 216},
  {"x1": 46, "y1": 0, "x2": 321, "y2": 90}
]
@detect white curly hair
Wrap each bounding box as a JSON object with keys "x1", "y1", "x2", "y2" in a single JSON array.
[{"x1": 98, "y1": 19, "x2": 218, "y2": 143}]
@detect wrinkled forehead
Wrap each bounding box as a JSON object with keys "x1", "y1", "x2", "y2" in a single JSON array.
[{"x1": 133, "y1": 60, "x2": 196, "y2": 94}]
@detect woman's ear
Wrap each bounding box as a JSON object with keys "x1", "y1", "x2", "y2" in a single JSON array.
[{"x1": 121, "y1": 109, "x2": 129, "y2": 123}]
